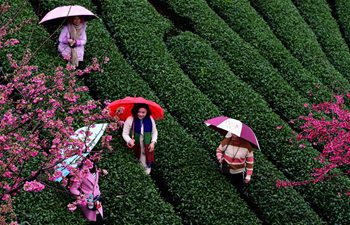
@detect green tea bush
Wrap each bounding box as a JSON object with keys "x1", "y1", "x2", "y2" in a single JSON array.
[
  {"x1": 249, "y1": 0, "x2": 350, "y2": 92},
  {"x1": 34, "y1": 0, "x2": 260, "y2": 224},
  {"x1": 205, "y1": 0, "x2": 331, "y2": 103},
  {"x1": 292, "y1": 0, "x2": 350, "y2": 80},
  {"x1": 167, "y1": 31, "x2": 350, "y2": 224}
]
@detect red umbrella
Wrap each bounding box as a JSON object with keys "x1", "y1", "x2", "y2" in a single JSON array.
[{"x1": 108, "y1": 97, "x2": 164, "y2": 121}]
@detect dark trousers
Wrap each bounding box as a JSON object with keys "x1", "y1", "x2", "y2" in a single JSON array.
[
  {"x1": 89, "y1": 214, "x2": 103, "y2": 225},
  {"x1": 76, "y1": 60, "x2": 86, "y2": 70},
  {"x1": 227, "y1": 172, "x2": 246, "y2": 195}
]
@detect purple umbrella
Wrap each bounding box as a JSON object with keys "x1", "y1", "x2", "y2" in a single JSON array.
[
  {"x1": 204, "y1": 116, "x2": 260, "y2": 150},
  {"x1": 39, "y1": 5, "x2": 97, "y2": 24}
]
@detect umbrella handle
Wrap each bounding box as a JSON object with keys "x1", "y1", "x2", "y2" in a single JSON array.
[
  {"x1": 131, "y1": 119, "x2": 135, "y2": 140},
  {"x1": 127, "y1": 120, "x2": 135, "y2": 148}
]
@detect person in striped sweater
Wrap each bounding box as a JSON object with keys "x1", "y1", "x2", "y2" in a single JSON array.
[{"x1": 216, "y1": 132, "x2": 254, "y2": 194}]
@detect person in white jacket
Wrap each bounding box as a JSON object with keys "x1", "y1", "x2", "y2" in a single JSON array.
[{"x1": 122, "y1": 103, "x2": 158, "y2": 174}]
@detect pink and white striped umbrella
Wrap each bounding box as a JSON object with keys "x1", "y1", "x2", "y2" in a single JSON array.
[
  {"x1": 39, "y1": 5, "x2": 97, "y2": 24},
  {"x1": 204, "y1": 116, "x2": 260, "y2": 150}
]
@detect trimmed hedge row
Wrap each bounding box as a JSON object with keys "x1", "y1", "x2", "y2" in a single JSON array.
[
  {"x1": 205, "y1": 0, "x2": 331, "y2": 103},
  {"x1": 157, "y1": 0, "x2": 310, "y2": 125},
  {"x1": 249, "y1": 0, "x2": 350, "y2": 92},
  {"x1": 31, "y1": 2, "x2": 184, "y2": 225},
  {"x1": 292, "y1": 0, "x2": 350, "y2": 80},
  {"x1": 82, "y1": 0, "x2": 262, "y2": 222},
  {"x1": 98, "y1": 141, "x2": 184, "y2": 225},
  {"x1": 35, "y1": 0, "x2": 261, "y2": 224},
  {"x1": 166, "y1": 31, "x2": 350, "y2": 224},
  {"x1": 334, "y1": 0, "x2": 350, "y2": 49},
  {"x1": 97, "y1": 0, "x2": 326, "y2": 224}
]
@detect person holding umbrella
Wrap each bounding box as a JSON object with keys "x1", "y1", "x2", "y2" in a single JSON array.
[
  {"x1": 204, "y1": 116, "x2": 259, "y2": 195},
  {"x1": 108, "y1": 96, "x2": 164, "y2": 175},
  {"x1": 216, "y1": 132, "x2": 254, "y2": 195},
  {"x1": 70, "y1": 151, "x2": 107, "y2": 224},
  {"x1": 122, "y1": 103, "x2": 158, "y2": 174},
  {"x1": 39, "y1": 5, "x2": 97, "y2": 68},
  {"x1": 58, "y1": 16, "x2": 87, "y2": 68}
]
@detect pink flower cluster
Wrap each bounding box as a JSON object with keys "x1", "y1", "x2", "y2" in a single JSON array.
[
  {"x1": 276, "y1": 179, "x2": 310, "y2": 188},
  {"x1": 0, "y1": 30, "x2": 115, "y2": 201},
  {"x1": 23, "y1": 181, "x2": 45, "y2": 192},
  {"x1": 278, "y1": 94, "x2": 350, "y2": 193}
]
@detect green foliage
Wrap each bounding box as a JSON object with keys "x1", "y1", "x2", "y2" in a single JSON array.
[
  {"x1": 166, "y1": 31, "x2": 330, "y2": 225},
  {"x1": 13, "y1": 186, "x2": 87, "y2": 225},
  {"x1": 158, "y1": 0, "x2": 309, "y2": 125},
  {"x1": 99, "y1": 140, "x2": 182, "y2": 225},
  {"x1": 4, "y1": 0, "x2": 350, "y2": 224},
  {"x1": 96, "y1": 0, "x2": 326, "y2": 223},
  {"x1": 249, "y1": 0, "x2": 350, "y2": 92},
  {"x1": 205, "y1": 0, "x2": 331, "y2": 103},
  {"x1": 34, "y1": 0, "x2": 261, "y2": 224},
  {"x1": 335, "y1": 0, "x2": 350, "y2": 49},
  {"x1": 292, "y1": 0, "x2": 350, "y2": 80}
]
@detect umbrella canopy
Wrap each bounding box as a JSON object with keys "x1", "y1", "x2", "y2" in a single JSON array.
[
  {"x1": 39, "y1": 5, "x2": 97, "y2": 24},
  {"x1": 204, "y1": 116, "x2": 260, "y2": 150},
  {"x1": 108, "y1": 96, "x2": 164, "y2": 121},
  {"x1": 55, "y1": 123, "x2": 108, "y2": 182}
]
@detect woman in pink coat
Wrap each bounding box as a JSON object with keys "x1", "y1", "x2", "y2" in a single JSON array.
[
  {"x1": 58, "y1": 16, "x2": 87, "y2": 68},
  {"x1": 70, "y1": 154, "x2": 106, "y2": 224}
]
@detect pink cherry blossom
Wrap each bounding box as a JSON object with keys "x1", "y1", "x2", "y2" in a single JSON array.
[
  {"x1": 279, "y1": 94, "x2": 350, "y2": 193},
  {"x1": 23, "y1": 181, "x2": 45, "y2": 192},
  {"x1": 67, "y1": 203, "x2": 77, "y2": 212}
]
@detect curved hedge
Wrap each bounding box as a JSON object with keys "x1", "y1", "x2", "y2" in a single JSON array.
[
  {"x1": 292, "y1": 0, "x2": 350, "y2": 80},
  {"x1": 34, "y1": 1, "x2": 261, "y2": 224},
  {"x1": 98, "y1": 141, "x2": 183, "y2": 225},
  {"x1": 249, "y1": 0, "x2": 350, "y2": 92},
  {"x1": 98, "y1": 2, "x2": 307, "y2": 128},
  {"x1": 96, "y1": 1, "x2": 325, "y2": 223},
  {"x1": 205, "y1": 0, "x2": 331, "y2": 103},
  {"x1": 334, "y1": 0, "x2": 350, "y2": 49},
  {"x1": 167, "y1": 31, "x2": 350, "y2": 224},
  {"x1": 157, "y1": 0, "x2": 309, "y2": 125},
  {"x1": 98, "y1": 0, "x2": 338, "y2": 224}
]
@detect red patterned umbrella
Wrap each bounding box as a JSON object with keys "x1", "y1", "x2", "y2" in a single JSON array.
[{"x1": 108, "y1": 96, "x2": 164, "y2": 121}]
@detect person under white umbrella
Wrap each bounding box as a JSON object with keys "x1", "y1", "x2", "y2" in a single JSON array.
[
  {"x1": 39, "y1": 5, "x2": 97, "y2": 68},
  {"x1": 58, "y1": 15, "x2": 87, "y2": 68},
  {"x1": 55, "y1": 123, "x2": 108, "y2": 223},
  {"x1": 205, "y1": 116, "x2": 260, "y2": 195}
]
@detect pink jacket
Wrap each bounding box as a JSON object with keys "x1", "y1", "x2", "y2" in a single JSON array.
[
  {"x1": 58, "y1": 23, "x2": 87, "y2": 61},
  {"x1": 70, "y1": 169, "x2": 103, "y2": 221}
]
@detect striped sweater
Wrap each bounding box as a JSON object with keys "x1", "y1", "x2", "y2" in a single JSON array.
[{"x1": 216, "y1": 132, "x2": 254, "y2": 180}]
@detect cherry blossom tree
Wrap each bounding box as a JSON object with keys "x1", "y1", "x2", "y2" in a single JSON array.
[
  {"x1": 0, "y1": 3, "x2": 119, "y2": 223},
  {"x1": 277, "y1": 94, "x2": 350, "y2": 195},
  {"x1": 297, "y1": 95, "x2": 350, "y2": 183}
]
